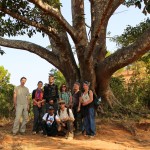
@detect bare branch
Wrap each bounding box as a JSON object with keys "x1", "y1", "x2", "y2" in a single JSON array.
[
  {"x1": 86, "y1": 0, "x2": 114, "y2": 59},
  {"x1": 0, "y1": 37, "x2": 61, "y2": 69},
  {"x1": 87, "y1": 0, "x2": 124, "y2": 63},
  {"x1": 100, "y1": 27, "x2": 150, "y2": 75},
  {"x1": 28, "y1": 0, "x2": 77, "y2": 41}
]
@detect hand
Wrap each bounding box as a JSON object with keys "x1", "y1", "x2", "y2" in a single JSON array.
[
  {"x1": 37, "y1": 101, "x2": 41, "y2": 108},
  {"x1": 82, "y1": 102, "x2": 88, "y2": 106},
  {"x1": 62, "y1": 117, "x2": 68, "y2": 122},
  {"x1": 61, "y1": 122, "x2": 66, "y2": 127},
  {"x1": 77, "y1": 107, "x2": 80, "y2": 112}
]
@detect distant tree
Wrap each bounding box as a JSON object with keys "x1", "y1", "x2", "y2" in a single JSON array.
[
  {"x1": 0, "y1": 66, "x2": 14, "y2": 117},
  {"x1": 50, "y1": 68, "x2": 66, "y2": 88}
]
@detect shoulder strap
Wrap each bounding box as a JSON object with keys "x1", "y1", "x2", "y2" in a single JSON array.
[
  {"x1": 58, "y1": 109, "x2": 61, "y2": 116},
  {"x1": 67, "y1": 107, "x2": 70, "y2": 117},
  {"x1": 58, "y1": 108, "x2": 70, "y2": 117},
  {"x1": 54, "y1": 114, "x2": 56, "y2": 122},
  {"x1": 46, "y1": 113, "x2": 50, "y2": 121}
]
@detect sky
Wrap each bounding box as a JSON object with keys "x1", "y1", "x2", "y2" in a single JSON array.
[{"x1": 0, "y1": 0, "x2": 149, "y2": 92}]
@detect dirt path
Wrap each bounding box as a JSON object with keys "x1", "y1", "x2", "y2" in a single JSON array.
[{"x1": 0, "y1": 118, "x2": 150, "y2": 150}]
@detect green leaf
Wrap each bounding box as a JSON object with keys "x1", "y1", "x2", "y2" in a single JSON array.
[{"x1": 135, "y1": 1, "x2": 142, "y2": 9}]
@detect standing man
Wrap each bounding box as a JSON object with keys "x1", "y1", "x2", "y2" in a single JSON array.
[
  {"x1": 72, "y1": 82, "x2": 82, "y2": 134},
  {"x1": 12, "y1": 77, "x2": 30, "y2": 136},
  {"x1": 43, "y1": 75, "x2": 59, "y2": 112}
]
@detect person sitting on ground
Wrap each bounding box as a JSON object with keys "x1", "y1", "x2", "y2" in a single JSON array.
[
  {"x1": 57, "y1": 100, "x2": 74, "y2": 139},
  {"x1": 42, "y1": 106, "x2": 60, "y2": 137}
]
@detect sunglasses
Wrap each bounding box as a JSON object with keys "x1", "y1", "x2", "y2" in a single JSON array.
[{"x1": 59, "y1": 103, "x2": 65, "y2": 105}]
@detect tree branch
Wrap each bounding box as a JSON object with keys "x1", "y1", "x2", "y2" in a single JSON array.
[
  {"x1": 0, "y1": 37, "x2": 61, "y2": 69},
  {"x1": 0, "y1": 6, "x2": 60, "y2": 40},
  {"x1": 92, "y1": 0, "x2": 124, "y2": 65},
  {"x1": 71, "y1": 0, "x2": 88, "y2": 42},
  {"x1": 86, "y1": 0, "x2": 114, "y2": 59},
  {"x1": 28, "y1": 0, "x2": 77, "y2": 42},
  {"x1": 101, "y1": 27, "x2": 150, "y2": 75},
  {"x1": 86, "y1": 0, "x2": 124, "y2": 61}
]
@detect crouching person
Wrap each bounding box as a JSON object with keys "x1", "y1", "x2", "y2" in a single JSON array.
[
  {"x1": 57, "y1": 100, "x2": 74, "y2": 139},
  {"x1": 42, "y1": 106, "x2": 60, "y2": 136}
]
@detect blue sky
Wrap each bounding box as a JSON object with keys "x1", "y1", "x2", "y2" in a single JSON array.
[{"x1": 0, "y1": 1, "x2": 148, "y2": 92}]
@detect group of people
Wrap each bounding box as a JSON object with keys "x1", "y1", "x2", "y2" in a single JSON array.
[{"x1": 12, "y1": 75, "x2": 96, "y2": 139}]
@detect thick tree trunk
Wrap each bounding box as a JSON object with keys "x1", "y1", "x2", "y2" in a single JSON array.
[
  {"x1": 95, "y1": 69, "x2": 118, "y2": 108},
  {"x1": 1, "y1": 0, "x2": 150, "y2": 109}
]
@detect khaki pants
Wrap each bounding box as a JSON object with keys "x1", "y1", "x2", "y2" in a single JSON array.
[{"x1": 12, "y1": 104, "x2": 28, "y2": 134}]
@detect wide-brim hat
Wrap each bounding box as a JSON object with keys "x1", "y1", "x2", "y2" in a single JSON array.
[{"x1": 58, "y1": 100, "x2": 66, "y2": 104}]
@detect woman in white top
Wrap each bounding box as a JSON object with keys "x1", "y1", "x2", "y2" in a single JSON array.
[{"x1": 81, "y1": 81, "x2": 96, "y2": 137}]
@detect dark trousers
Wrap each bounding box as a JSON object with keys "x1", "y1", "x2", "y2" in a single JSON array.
[
  {"x1": 73, "y1": 106, "x2": 82, "y2": 132},
  {"x1": 42, "y1": 121, "x2": 58, "y2": 136},
  {"x1": 59, "y1": 120, "x2": 74, "y2": 134},
  {"x1": 83, "y1": 107, "x2": 96, "y2": 136},
  {"x1": 32, "y1": 105, "x2": 44, "y2": 132}
]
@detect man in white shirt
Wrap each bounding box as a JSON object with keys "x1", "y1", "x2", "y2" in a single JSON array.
[
  {"x1": 57, "y1": 100, "x2": 74, "y2": 139},
  {"x1": 42, "y1": 106, "x2": 60, "y2": 136},
  {"x1": 12, "y1": 77, "x2": 30, "y2": 136}
]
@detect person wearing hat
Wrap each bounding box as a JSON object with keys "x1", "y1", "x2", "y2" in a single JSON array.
[
  {"x1": 42, "y1": 105, "x2": 60, "y2": 136},
  {"x1": 57, "y1": 100, "x2": 74, "y2": 139}
]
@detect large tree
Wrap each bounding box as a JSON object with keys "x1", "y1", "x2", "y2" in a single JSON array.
[{"x1": 0, "y1": 0, "x2": 150, "y2": 108}]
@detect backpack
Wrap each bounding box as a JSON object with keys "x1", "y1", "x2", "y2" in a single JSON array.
[
  {"x1": 46, "y1": 113, "x2": 56, "y2": 125},
  {"x1": 88, "y1": 91, "x2": 101, "y2": 109},
  {"x1": 58, "y1": 107, "x2": 70, "y2": 117}
]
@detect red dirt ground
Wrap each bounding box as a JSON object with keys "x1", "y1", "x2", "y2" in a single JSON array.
[{"x1": 0, "y1": 118, "x2": 150, "y2": 150}]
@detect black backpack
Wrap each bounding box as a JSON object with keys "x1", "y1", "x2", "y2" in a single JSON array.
[
  {"x1": 46, "y1": 113, "x2": 56, "y2": 125},
  {"x1": 88, "y1": 91, "x2": 101, "y2": 109},
  {"x1": 57, "y1": 107, "x2": 70, "y2": 117}
]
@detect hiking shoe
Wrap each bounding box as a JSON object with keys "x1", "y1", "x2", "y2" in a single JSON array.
[
  {"x1": 67, "y1": 136, "x2": 73, "y2": 140},
  {"x1": 39, "y1": 130, "x2": 43, "y2": 134},
  {"x1": 89, "y1": 135, "x2": 95, "y2": 138},
  {"x1": 44, "y1": 134, "x2": 47, "y2": 137},
  {"x1": 20, "y1": 132, "x2": 25, "y2": 135},
  {"x1": 67, "y1": 132, "x2": 74, "y2": 140},
  {"x1": 74, "y1": 131, "x2": 82, "y2": 135},
  {"x1": 32, "y1": 131, "x2": 36, "y2": 135},
  {"x1": 82, "y1": 130, "x2": 86, "y2": 136},
  {"x1": 12, "y1": 133, "x2": 17, "y2": 136}
]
